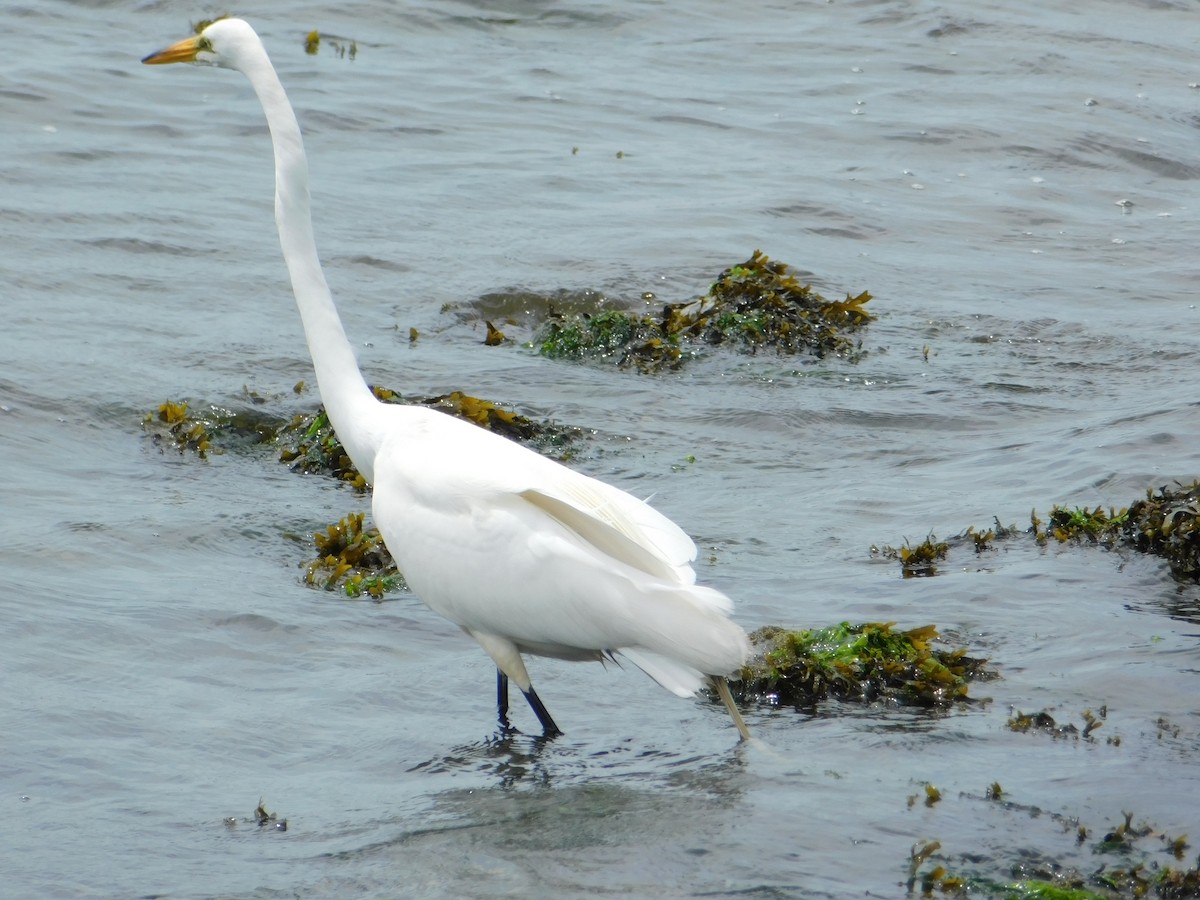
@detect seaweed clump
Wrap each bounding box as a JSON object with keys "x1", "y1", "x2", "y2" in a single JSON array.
[
  {"x1": 1028, "y1": 482, "x2": 1200, "y2": 583},
  {"x1": 732, "y1": 622, "x2": 992, "y2": 709},
  {"x1": 871, "y1": 534, "x2": 950, "y2": 577},
  {"x1": 278, "y1": 407, "x2": 368, "y2": 490},
  {"x1": 303, "y1": 511, "x2": 404, "y2": 599},
  {"x1": 537, "y1": 308, "x2": 682, "y2": 370},
  {"x1": 878, "y1": 482, "x2": 1200, "y2": 587},
  {"x1": 274, "y1": 386, "x2": 584, "y2": 489},
  {"x1": 423, "y1": 390, "x2": 583, "y2": 456},
  {"x1": 667, "y1": 250, "x2": 873, "y2": 358},
  {"x1": 1121, "y1": 482, "x2": 1200, "y2": 583},
  {"x1": 535, "y1": 250, "x2": 873, "y2": 371},
  {"x1": 1006, "y1": 707, "x2": 1111, "y2": 741},
  {"x1": 909, "y1": 804, "x2": 1199, "y2": 899},
  {"x1": 143, "y1": 400, "x2": 214, "y2": 458}
]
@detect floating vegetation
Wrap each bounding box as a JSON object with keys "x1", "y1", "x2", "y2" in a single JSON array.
[
  {"x1": 534, "y1": 250, "x2": 873, "y2": 371},
  {"x1": 143, "y1": 400, "x2": 214, "y2": 458},
  {"x1": 302, "y1": 28, "x2": 357, "y2": 59},
  {"x1": 1006, "y1": 706, "x2": 1122, "y2": 747},
  {"x1": 253, "y1": 798, "x2": 286, "y2": 830},
  {"x1": 1030, "y1": 488, "x2": 1200, "y2": 582},
  {"x1": 1007, "y1": 708, "x2": 1082, "y2": 739},
  {"x1": 668, "y1": 250, "x2": 873, "y2": 357},
  {"x1": 907, "y1": 801, "x2": 1200, "y2": 899},
  {"x1": 191, "y1": 15, "x2": 228, "y2": 35},
  {"x1": 303, "y1": 511, "x2": 404, "y2": 599},
  {"x1": 277, "y1": 407, "x2": 364, "y2": 489},
  {"x1": 871, "y1": 534, "x2": 950, "y2": 577},
  {"x1": 223, "y1": 797, "x2": 287, "y2": 832},
  {"x1": 732, "y1": 622, "x2": 993, "y2": 709},
  {"x1": 1046, "y1": 504, "x2": 1130, "y2": 545},
  {"x1": 483, "y1": 321, "x2": 506, "y2": 346},
  {"x1": 964, "y1": 517, "x2": 1023, "y2": 552},
  {"x1": 877, "y1": 481, "x2": 1200, "y2": 585}
]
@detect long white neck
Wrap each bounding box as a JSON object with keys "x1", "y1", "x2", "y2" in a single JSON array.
[{"x1": 238, "y1": 46, "x2": 382, "y2": 483}]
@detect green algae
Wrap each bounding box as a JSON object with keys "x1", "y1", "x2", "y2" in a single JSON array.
[
  {"x1": 669, "y1": 249, "x2": 873, "y2": 357},
  {"x1": 732, "y1": 621, "x2": 992, "y2": 708},
  {"x1": 278, "y1": 407, "x2": 368, "y2": 490},
  {"x1": 537, "y1": 307, "x2": 682, "y2": 370}
]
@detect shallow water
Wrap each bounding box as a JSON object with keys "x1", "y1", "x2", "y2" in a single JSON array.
[{"x1": 2, "y1": 0, "x2": 1198, "y2": 896}]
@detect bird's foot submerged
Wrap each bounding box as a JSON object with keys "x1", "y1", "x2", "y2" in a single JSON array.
[{"x1": 496, "y1": 670, "x2": 563, "y2": 739}]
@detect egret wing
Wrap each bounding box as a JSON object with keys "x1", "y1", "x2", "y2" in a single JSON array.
[{"x1": 521, "y1": 472, "x2": 699, "y2": 584}]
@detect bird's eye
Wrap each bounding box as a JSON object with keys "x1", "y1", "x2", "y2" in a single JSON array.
[{"x1": 198, "y1": 36, "x2": 214, "y2": 53}]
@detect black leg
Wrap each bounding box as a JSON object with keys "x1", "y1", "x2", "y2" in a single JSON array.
[
  {"x1": 522, "y1": 685, "x2": 563, "y2": 738},
  {"x1": 497, "y1": 669, "x2": 513, "y2": 731}
]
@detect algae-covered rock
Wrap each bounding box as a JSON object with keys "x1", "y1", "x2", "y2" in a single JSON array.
[
  {"x1": 422, "y1": 390, "x2": 584, "y2": 455},
  {"x1": 534, "y1": 250, "x2": 873, "y2": 371},
  {"x1": 732, "y1": 621, "x2": 992, "y2": 709}
]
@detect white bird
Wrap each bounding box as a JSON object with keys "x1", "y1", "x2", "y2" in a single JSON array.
[{"x1": 143, "y1": 18, "x2": 751, "y2": 741}]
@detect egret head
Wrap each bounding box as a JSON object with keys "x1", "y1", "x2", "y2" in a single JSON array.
[{"x1": 142, "y1": 17, "x2": 259, "y2": 70}]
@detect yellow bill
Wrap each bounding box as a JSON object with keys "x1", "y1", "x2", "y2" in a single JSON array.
[{"x1": 142, "y1": 35, "x2": 205, "y2": 66}]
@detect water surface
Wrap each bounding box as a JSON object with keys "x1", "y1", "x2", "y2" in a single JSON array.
[{"x1": 2, "y1": 1, "x2": 1198, "y2": 896}]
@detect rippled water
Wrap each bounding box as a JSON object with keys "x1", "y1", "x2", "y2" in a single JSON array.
[{"x1": 3, "y1": 1, "x2": 1198, "y2": 896}]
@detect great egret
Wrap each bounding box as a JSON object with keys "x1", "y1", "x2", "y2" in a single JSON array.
[{"x1": 143, "y1": 18, "x2": 751, "y2": 741}]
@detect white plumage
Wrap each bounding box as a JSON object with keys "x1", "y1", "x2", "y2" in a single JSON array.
[{"x1": 144, "y1": 17, "x2": 751, "y2": 740}]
